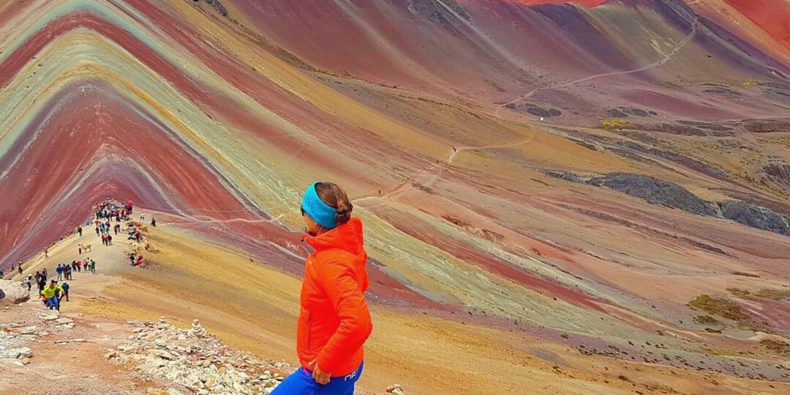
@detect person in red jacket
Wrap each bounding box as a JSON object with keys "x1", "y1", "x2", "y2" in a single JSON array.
[{"x1": 272, "y1": 182, "x2": 372, "y2": 395}]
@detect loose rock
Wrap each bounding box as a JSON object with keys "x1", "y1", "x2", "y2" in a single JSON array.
[{"x1": 107, "y1": 318, "x2": 293, "y2": 394}]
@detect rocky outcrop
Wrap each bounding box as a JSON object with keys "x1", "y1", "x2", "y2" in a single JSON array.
[
  {"x1": 543, "y1": 170, "x2": 583, "y2": 183},
  {"x1": 702, "y1": 84, "x2": 742, "y2": 96},
  {"x1": 191, "y1": 0, "x2": 228, "y2": 17},
  {"x1": 742, "y1": 118, "x2": 790, "y2": 133},
  {"x1": 632, "y1": 122, "x2": 733, "y2": 137},
  {"x1": 676, "y1": 120, "x2": 735, "y2": 132},
  {"x1": 0, "y1": 280, "x2": 30, "y2": 304},
  {"x1": 505, "y1": 102, "x2": 562, "y2": 118},
  {"x1": 761, "y1": 163, "x2": 790, "y2": 188},
  {"x1": 583, "y1": 173, "x2": 789, "y2": 236},
  {"x1": 586, "y1": 173, "x2": 719, "y2": 216},
  {"x1": 408, "y1": 0, "x2": 470, "y2": 23},
  {"x1": 106, "y1": 317, "x2": 292, "y2": 394},
  {"x1": 720, "y1": 201, "x2": 789, "y2": 236},
  {"x1": 606, "y1": 107, "x2": 655, "y2": 118}
]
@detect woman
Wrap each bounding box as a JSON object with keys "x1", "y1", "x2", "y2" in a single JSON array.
[{"x1": 272, "y1": 182, "x2": 373, "y2": 395}]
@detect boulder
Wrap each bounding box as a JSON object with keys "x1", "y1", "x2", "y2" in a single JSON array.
[{"x1": 0, "y1": 280, "x2": 30, "y2": 304}]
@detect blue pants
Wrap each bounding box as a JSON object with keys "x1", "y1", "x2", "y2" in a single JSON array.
[
  {"x1": 271, "y1": 362, "x2": 363, "y2": 395},
  {"x1": 47, "y1": 296, "x2": 60, "y2": 311}
]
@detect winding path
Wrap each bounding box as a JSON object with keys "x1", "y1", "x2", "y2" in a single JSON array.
[
  {"x1": 354, "y1": 135, "x2": 534, "y2": 205},
  {"x1": 502, "y1": 16, "x2": 699, "y2": 108}
]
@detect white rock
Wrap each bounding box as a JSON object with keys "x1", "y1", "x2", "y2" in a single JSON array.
[
  {"x1": 19, "y1": 326, "x2": 37, "y2": 335},
  {"x1": 39, "y1": 310, "x2": 60, "y2": 321},
  {"x1": 0, "y1": 347, "x2": 32, "y2": 359},
  {"x1": 0, "y1": 280, "x2": 30, "y2": 304}
]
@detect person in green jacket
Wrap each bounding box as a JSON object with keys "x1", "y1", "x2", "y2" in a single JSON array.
[{"x1": 41, "y1": 280, "x2": 64, "y2": 311}]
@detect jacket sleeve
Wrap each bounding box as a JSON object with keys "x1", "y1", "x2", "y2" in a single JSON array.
[{"x1": 315, "y1": 260, "x2": 373, "y2": 374}]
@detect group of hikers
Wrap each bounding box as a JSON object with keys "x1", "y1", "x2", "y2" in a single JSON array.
[
  {"x1": 21, "y1": 265, "x2": 76, "y2": 311},
  {"x1": 96, "y1": 199, "x2": 134, "y2": 221},
  {"x1": 1, "y1": 198, "x2": 155, "y2": 313},
  {"x1": 31, "y1": 200, "x2": 136, "y2": 310},
  {"x1": 88, "y1": 200, "x2": 133, "y2": 246},
  {"x1": 53, "y1": 259, "x2": 95, "y2": 281}
]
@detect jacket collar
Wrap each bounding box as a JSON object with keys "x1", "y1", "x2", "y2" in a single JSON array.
[{"x1": 304, "y1": 217, "x2": 364, "y2": 255}]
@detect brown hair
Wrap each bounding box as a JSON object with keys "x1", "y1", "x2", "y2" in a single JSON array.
[{"x1": 315, "y1": 182, "x2": 353, "y2": 225}]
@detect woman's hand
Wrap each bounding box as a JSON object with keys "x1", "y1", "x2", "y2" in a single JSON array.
[{"x1": 310, "y1": 360, "x2": 331, "y2": 385}]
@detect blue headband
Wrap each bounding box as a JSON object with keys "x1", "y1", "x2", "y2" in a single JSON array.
[{"x1": 302, "y1": 182, "x2": 338, "y2": 229}]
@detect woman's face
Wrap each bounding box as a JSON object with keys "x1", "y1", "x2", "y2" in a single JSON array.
[{"x1": 301, "y1": 210, "x2": 323, "y2": 236}]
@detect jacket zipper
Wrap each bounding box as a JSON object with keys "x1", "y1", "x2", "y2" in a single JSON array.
[{"x1": 306, "y1": 312, "x2": 311, "y2": 350}]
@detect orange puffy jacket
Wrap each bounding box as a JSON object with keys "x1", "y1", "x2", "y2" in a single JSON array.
[{"x1": 297, "y1": 217, "x2": 373, "y2": 376}]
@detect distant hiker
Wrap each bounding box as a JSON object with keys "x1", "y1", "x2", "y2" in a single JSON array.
[
  {"x1": 25, "y1": 275, "x2": 32, "y2": 291},
  {"x1": 36, "y1": 274, "x2": 46, "y2": 294},
  {"x1": 41, "y1": 280, "x2": 64, "y2": 311},
  {"x1": 56, "y1": 264, "x2": 63, "y2": 281},
  {"x1": 61, "y1": 282, "x2": 70, "y2": 302},
  {"x1": 95, "y1": 226, "x2": 100, "y2": 236},
  {"x1": 129, "y1": 253, "x2": 136, "y2": 266},
  {"x1": 64, "y1": 264, "x2": 72, "y2": 280},
  {"x1": 76, "y1": 260, "x2": 82, "y2": 272},
  {"x1": 44, "y1": 248, "x2": 48, "y2": 258},
  {"x1": 271, "y1": 182, "x2": 371, "y2": 394},
  {"x1": 71, "y1": 260, "x2": 77, "y2": 271},
  {"x1": 90, "y1": 259, "x2": 96, "y2": 273},
  {"x1": 151, "y1": 217, "x2": 156, "y2": 227},
  {"x1": 0, "y1": 269, "x2": 4, "y2": 279},
  {"x1": 42, "y1": 268, "x2": 48, "y2": 282},
  {"x1": 107, "y1": 234, "x2": 113, "y2": 246},
  {"x1": 78, "y1": 244, "x2": 82, "y2": 254},
  {"x1": 140, "y1": 212, "x2": 145, "y2": 221},
  {"x1": 18, "y1": 262, "x2": 23, "y2": 275},
  {"x1": 77, "y1": 226, "x2": 82, "y2": 237}
]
